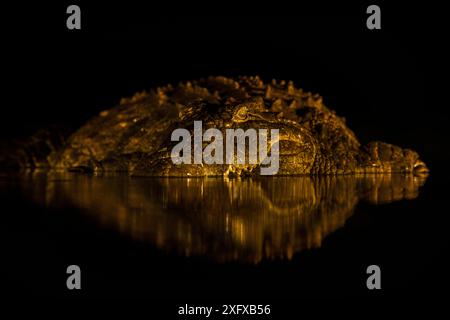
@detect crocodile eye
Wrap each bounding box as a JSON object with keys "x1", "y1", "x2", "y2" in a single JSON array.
[{"x1": 233, "y1": 107, "x2": 248, "y2": 122}]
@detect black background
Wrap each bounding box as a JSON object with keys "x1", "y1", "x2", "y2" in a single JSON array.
[{"x1": 1, "y1": 0, "x2": 449, "y2": 312}]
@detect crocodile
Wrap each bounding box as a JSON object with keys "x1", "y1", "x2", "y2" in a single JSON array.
[{"x1": 7, "y1": 76, "x2": 429, "y2": 176}]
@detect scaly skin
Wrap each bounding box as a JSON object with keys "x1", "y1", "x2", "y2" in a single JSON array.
[{"x1": 10, "y1": 76, "x2": 429, "y2": 176}]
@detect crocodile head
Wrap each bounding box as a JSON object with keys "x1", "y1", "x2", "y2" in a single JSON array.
[
  {"x1": 359, "y1": 141, "x2": 429, "y2": 175},
  {"x1": 134, "y1": 97, "x2": 318, "y2": 176},
  {"x1": 228, "y1": 98, "x2": 318, "y2": 175}
]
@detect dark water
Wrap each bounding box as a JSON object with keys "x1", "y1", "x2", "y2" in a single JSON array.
[{"x1": 1, "y1": 172, "x2": 448, "y2": 301}]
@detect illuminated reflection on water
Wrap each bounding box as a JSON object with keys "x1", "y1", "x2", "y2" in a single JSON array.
[{"x1": 15, "y1": 172, "x2": 427, "y2": 263}]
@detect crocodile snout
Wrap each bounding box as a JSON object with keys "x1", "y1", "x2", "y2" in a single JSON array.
[{"x1": 413, "y1": 160, "x2": 429, "y2": 175}]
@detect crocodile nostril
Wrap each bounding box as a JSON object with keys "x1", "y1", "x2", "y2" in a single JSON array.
[{"x1": 413, "y1": 162, "x2": 429, "y2": 175}]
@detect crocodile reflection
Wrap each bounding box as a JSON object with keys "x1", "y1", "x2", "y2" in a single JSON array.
[{"x1": 26, "y1": 173, "x2": 427, "y2": 263}]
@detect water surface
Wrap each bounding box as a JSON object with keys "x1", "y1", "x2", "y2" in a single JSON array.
[{"x1": 9, "y1": 172, "x2": 427, "y2": 263}]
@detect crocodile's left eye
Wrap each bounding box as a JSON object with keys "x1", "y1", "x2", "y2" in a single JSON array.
[{"x1": 233, "y1": 107, "x2": 248, "y2": 122}]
